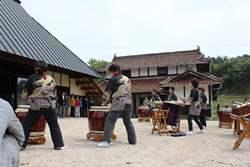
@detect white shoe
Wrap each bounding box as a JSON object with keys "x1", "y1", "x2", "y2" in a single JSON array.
[
  {"x1": 54, "y1": 146, "x2": 66, "y2": 150},
  {"x1": 97, "y1": 141, "x2": 110, "y2": 148},
  {"x1": 186, "y1": 131, "x2": 193, "y2": 135}
]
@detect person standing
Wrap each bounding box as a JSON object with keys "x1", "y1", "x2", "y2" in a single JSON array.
[
  {"x1": 84, "y1": 97, "x2": 89, "y2": 117},
  {"x1": 150, "y1": 89, "x2": 161, "y2": 104},
  {"x1": 199, "y1": 87, "x2": 208, "y2": 128},
  {"x1": 97, "y1": 64, "x2": 136, "y2": 147},
  {"x1": 143, "y1": 97, "x2": 150, "y2": 106},
  {"x1": 21, "y1": 60, "x2": 65, "y2": 150},
  {"x1": 66, "y1": 95, "x2": 71, "y2": 117},
  {"x1": 79, "y1": 97, "x2": 84, "y2": 117},
  {"x1": 70, "y1": 95, "x2": 76, "y2": 117},
  {"x1": 167, "y1": 87, "x2": 179, "y2": 127},
  {"x1": 0, "y1": 98, "x2": 25, "y2": 167},
  {"x1": 75, "y1": 96, "x2": 81, "y2": 117},
  {"x1": 57, "y1": 92, "x2": 66, "y2": 118},
  {"x1": 186, "y1": 79, "x2": 204, "y2": 135},
  {"x1": 148, "y1": 89, "x2": 162, "y2": 117}
]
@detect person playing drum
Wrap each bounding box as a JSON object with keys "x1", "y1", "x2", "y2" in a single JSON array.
[
  {"x1": 97, "y1": 64, "x2": 137, "y2": 147},
  {"x1": 21, "y1": 60, "x2": 65, "y2": 150}
]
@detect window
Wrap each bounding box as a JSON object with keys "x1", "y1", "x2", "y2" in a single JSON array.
[
  {"x1": 122, "y1": 70, "x2": 131, "y2": 77},
  {"x1": 157, "y1": 67, "x2": 168, "y2": 76},
  {"x1": 197, "y1": 64, "x2": 209, "y2": 73}
]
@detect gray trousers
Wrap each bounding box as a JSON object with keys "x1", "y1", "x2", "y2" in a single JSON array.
[{"x1": 103, "y1": 104, "x2": 136, "y2": 144}]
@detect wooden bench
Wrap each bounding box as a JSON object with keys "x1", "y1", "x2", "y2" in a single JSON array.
[
  {"x1": 230, "y1": 113, "x2": 250, "y2": 150},
  {"x1": 231, "y1": 104, "x2": 250, "y2": 134}
]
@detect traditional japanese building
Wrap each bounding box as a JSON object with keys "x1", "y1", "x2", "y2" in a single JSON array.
[
  {"x1": 0, "y1": 0, "x2": 102, "y2": 108},
  {"x1": 99, "y1": 47, "x2": 223, "y2": 115}
]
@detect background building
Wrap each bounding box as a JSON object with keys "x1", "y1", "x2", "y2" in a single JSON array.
[{"x1": 99, "y1": 47, "x2": 223, "y2": 116}]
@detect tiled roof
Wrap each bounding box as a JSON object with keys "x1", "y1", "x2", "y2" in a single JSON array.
[
  {"x1": 112, "y1": 48, "x2": 209, "y2": 70},
  {"x1": 98, "y1": 78, "x2": 163, "y2": 93},
  {"x1": 0, "y1": 0, "x2": 99, "y2": 77},
  {"x1": 131, "y1": 78, "x2": 162, "y2": 93},
  {"x1": 160, "y1": 70, "x2": 223, "y2": 86}
]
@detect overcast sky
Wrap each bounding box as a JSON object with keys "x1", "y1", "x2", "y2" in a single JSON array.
[{"x1": 21, "y1": 0, "x2": 250, "y2": 63}]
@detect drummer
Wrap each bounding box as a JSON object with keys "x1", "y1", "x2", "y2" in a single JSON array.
[
  {"x1": 167, "y1": 87, "x2": 179, "y2": 127},
  {"x1": 97, "y1": 64, "x2": 137, "y2": 147},
  {"x1": 21, "y1": 60, "x2": 65, "y2": 150},
  {"x1": 148, "y1": 90, "x2": 162, "y2": 115}
]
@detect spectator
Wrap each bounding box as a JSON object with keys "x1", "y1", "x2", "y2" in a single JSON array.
[
  {"x1": 57, "y1": 92, "x2": 66, "y2": 118},
  {"x1": 0, "y1": 98, "x2": 25, "y2": 167},
  {"x1": 75, "y1": 96, "x2": 81, "y2": 117},
  {"x1": 70, "y1": 94, "x2": 76, "y2": 117},
  {"x1": 199, "y1": 87, "x2": 208, "y2": 128}
]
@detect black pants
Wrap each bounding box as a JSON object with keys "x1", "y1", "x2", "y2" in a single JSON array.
[
  {"x1": 22, "y1": 107, "x2": 64, "y2": 148},
  {"x1": 187, "y1": 115, "x2": 203, "y2": 131},
  {"x1": 70, "y1": 106, "x2": 75, "y2": 117},
  {"x1": 199, "y1": 109, "x2": 207, "y2": 127},
  {"x1": 103, "y1": 104, "x2": 136, "y2": 144}
]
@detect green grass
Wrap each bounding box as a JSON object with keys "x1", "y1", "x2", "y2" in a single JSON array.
[{"x1": 211, "y1": 95, "x2": 250, "y2": 120}]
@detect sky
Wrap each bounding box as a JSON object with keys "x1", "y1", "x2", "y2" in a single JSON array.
[{"x1": 21, "y1": 0, "x2": 250, "y2": 63}]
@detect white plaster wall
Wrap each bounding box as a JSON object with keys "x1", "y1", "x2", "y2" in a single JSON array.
[
  {"x1": 70, "y1": 78, "x2": 86, "y2": 96},
  {"x1": 192, "y1": 65, "x2": 197, "y2": 72},
  {"x1": 149, "y1": 67, "x2": 157, "y2": 76},
  {"x1": 61, "y1": 74, "x2": 69, "y2": 87},
  {"x1": 185, "y1": 85, "x2": 192, "y2": 98},
  {"x1": 168, "y1": 66, "x2": 177, "y2": 75},
  {"x1": 178, "y1": 66, "x2": 186, "y2": 74},
  {"x1": 131, "y1": 68, "x2": 139, "y2": 77},
  {"x1": 54, "y1": 72, "x2": 61, "y2": 86},
  {"x1": 140, "y1": 67, "x2": 148, "y2": 76},
  {"x1": 174, "y1": 85, "x2": 185, "y2": 99}
]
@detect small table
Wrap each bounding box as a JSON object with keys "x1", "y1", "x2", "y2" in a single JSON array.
[{"x1": 164, "y1": 101, "x2": 190, "y2": 132}]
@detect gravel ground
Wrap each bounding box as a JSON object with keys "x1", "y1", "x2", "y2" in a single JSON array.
[{"x1": 20, "y1": 118, "x2": 250, "y2": 167}]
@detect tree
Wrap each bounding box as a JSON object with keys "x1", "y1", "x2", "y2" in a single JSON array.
[
  {"x1": 88, "y1": 58, "x2": 109, "y2": 69},
  {"x1": 211, "y1": 55, "x2": 250, "y2": 94}
]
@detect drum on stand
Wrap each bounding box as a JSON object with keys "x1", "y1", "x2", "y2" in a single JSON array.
[
  {"x1": 15, "y1": 105, "x2": 47, "y2": 144},
  {"x1": 87, "y1": 106, "x2": 117, "y2": 142},
  {"x1": 138, "y1": 106, "x2": 150, "y2": 122}
]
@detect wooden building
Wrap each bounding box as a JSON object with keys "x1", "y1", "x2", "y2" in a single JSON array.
[
  {"x1": 99, "y1": 47, "x2": 223, "y2": 116},
  {"x1": 0, "y1": 0, "x2": 102, "y2": 108}
]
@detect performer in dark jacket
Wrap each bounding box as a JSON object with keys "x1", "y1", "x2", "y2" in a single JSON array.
[
  {"x1": 167, "y1": 87, "x2": 179, "y2": 126},
  {"x1": 186, "y1": 79, "x2": 204, "y2": 135},
  {"x1": 22, "y1": 60, "x2": 65, "y2": 150},
  {"x1": 97, "y1": 64, "x2": 136, "y2": 147},
  {"x1": 199, "y1": 87, "x2": 208, "y2": 128}
]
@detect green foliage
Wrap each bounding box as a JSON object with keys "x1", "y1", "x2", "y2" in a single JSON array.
[
  {"x1": 88, "y1": 58, "x2": 109, "y2": 69},
  {"x1": 211, "y1": 55, "x2": 250, "y2": 94}
]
